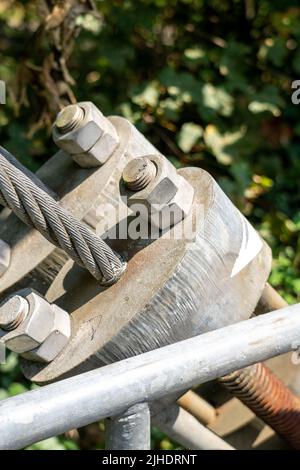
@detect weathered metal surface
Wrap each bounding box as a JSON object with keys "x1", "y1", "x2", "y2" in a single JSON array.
[
  {"x1": 1, "y1": 305, "x2": 300, "y2": 449},
  {"x1": 0, "y1": 291, "x2": 55, "y2": 353},
  {"x1": 219, "y1": 282, "x2": 300, "y2": 449},
  {"x1": 177, "y1": 390, "x2": 216, "y2": 425},
  {"x1": 105, "y1": 403, "x2": 150, "y2": 450},
  {"x1": 255, "y1": 282, "x2": 288, "y2": 315},
  {"x1": 210, "y1": 398, "x2": 255, "y2": 437},
  {"x1": 0, "y1": 116, "x2": 159, "y2": 296},
  {"x1": 21, "y1": 166, "x2": 271, "y2": 383},
  {"x1": 53, "y1": 102, "x2": 120, "y2": 168},
  {"x1": 122, "y1": 156, "x2": 157, "y2": 191},
  {"x1": 2, "y1": 106, "x2": 300, "y2": 451},
  {"x1": 0, "y1": 290, "x2": 70, "y2": 362},
  {"x1": 0, "y1": 239, "x2": 10, "y2": 277},
  {"x1": 152, "y1": 403, "x2": 234, "y2": 450},
  {"x1": 20, "y1": 304, "x2": 70, "y2": 363},
  {"x1": 0, "y1": 148, "x2": 125, "y2": 284},
  {"x1": 0, "y1": 294, "x2": 28, "y2": 330},
  {"x1": 221, "y1": 362, "x2": 300, "y2": 449},
  {"x1": 203, "y1": 350, "x2": 300, "y2": 448},
  {"x1": 124, "y1": 154, "x2": 194, "y2": 229}
]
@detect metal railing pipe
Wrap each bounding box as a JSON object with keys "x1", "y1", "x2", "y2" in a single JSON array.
[
  {"x1": 105, "y1": 403, "x2": 150, "y2": 450},
  {"x1": 0, "y1": 304, "x2": 300, "y2": 449}
]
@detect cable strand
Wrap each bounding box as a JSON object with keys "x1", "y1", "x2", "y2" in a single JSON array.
[{"x1": 0, "y1": 146, "x2": 125, "y2": 284}]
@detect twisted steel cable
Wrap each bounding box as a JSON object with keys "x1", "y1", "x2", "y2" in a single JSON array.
[{"x1": 0, "y1": 146, "x2": 125, "y2": 285}]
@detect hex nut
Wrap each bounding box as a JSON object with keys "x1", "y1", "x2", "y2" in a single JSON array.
[
  {"x1": 150, "y1": 175, "x2": 194, "y2": 230},
  {"x1": 126, "y1": 155, "x2": 194, "y2": 230},
  {"x1": 52, "y1": 102, "x2": 119, "y2": 168},
  {"x1": 72, "y1": 127, "x2": 119, "y2": 168},
  {"x1": 127, "y1": 154, "x2": 181, "y2": 209},
  {"x1": 0, "y1": 239, "x2": 10, "y2": 277},
  {"x1": 2, "y1": 292, "x2": 55, "y2": 354},
  {"x1": 21, "y1": 305, "x2": 71, "y2": 363}
]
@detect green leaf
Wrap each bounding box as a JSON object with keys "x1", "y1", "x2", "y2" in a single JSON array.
[
  {"x1": 202, "y1": 84, "x2": 234, "y2": 117},
  {"x1": 131, "y1": 81, "x2": 160, "y2": 108},
  {"x1": 264, "y1": 38, "x2": 288, "y2": 68},
  {"x1": 8, "y1": 382, "x2": 28, "y2": 397},
  {"x1": 292, "y1": 279, "x2": 300, "y2": 294},
  {"x1": 76, "y1": 13, "x2": 103, "y2": 34},
  {"x1": 0, "y1": 352, "x2": 18, "y2": 373},
  {"x1": 204, "y1": 125, "x2": 246, "y2": 165},
  {"x1": 27, "y1": 437, "x2": 67, "y2": 451},
  {"x1": 248, "y1": 101, "x2": 281, "y2": 117},
  {"x1": 184, "y1": 47, "x2": 206, "y2": 61},
  {"x1": 177, "y1": 122, "x2": 203, "y2": 152}
]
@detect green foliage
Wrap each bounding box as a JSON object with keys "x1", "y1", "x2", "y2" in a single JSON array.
[{"x1": 1, "y1": 0, "x2": 300, "y2": 450}]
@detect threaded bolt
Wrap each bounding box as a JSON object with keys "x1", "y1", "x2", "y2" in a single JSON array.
[
  {"x1": 55, "y1": 105, "x2": 85, "y2": 134},
  {"x1": 0, "y1": 295, "x2": 29, "y2": 331},
  {"x1": 122, "y1": 157, "x2": 157, "y2": 191},
  {"x1": 221, "y1": 362, "x2": 300, "y2": 449}
]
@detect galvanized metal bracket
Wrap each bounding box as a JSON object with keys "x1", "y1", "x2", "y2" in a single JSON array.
[{"x1": 20, "y1": 166, "x2": 272, "y2": 384}]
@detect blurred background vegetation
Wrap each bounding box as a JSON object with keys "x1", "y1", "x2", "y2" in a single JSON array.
[{"x1": 0, "y1": 0, "x2": 300, "y2": 450}]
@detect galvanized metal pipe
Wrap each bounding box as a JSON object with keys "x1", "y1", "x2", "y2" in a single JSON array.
[
  {"x1": 0, "y1": 305, "x2": 300, "y2": 449},
  {"x1": 174, "y1": 283, "x2": 286, "y2": 429},
  {"x1": 172, "y1": 283, "x2": 287, "y2": 433},
  {"x1": 105, "y1": 403, "x2": 150, "y2": 450},
  {"x1": 152, "y1": 404, "x2": 234, "y2": 450}
]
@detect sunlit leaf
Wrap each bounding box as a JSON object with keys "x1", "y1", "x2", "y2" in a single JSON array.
[
  {"x1": 132, "y1": 81, "x2": 160, "y2": 108},
  {"x1": 248, "y1": 101, "x2": 281, "y2": 116},
  {"x1": 204, "y1": 125, "x2": 246, "y2": 165},
  {"x1": 177, "y1": 122, "x2": 203, "y2": 152},
  {"x1": 202, "y1": 84, "x2": 234, "y2": 117}
]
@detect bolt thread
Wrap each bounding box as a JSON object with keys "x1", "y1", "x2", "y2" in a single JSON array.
[
  {"x1": 220, "y1": 362, "x2": 300, "y2": 449},
  {"x1": 0, "y1": 296, "x2": 29, "y2": 331},
  {"x1": 123, "y1": 158, "x2": 157, "y2": 191},
  {"x1": 2, "y1": 309, "x2": 26, "y2": 331},
  {"x1": 55, "y1": 105, "x2": 85, "y2": 134}
]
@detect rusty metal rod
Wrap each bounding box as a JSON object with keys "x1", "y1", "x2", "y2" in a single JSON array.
[
  {"x1": 221, "y1": 283, "x2": 300, "y2": 449},
  {"x1": 177, "y1": 391, "x2": 217, "y2": 425},
  {"x1": 220, "y1": 362, "x2": 300, "y2": 449}
]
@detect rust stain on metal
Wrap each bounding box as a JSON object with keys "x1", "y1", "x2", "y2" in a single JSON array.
[
  {"x1": 248, "y1": 339, "x2": 265, "y2": 347},
  {"x1": 221, "y1": 362, "x2": 300, "y2": 449},
  {"x1": 272, "y1": 317, "x2": 288, "y2": 324}
]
